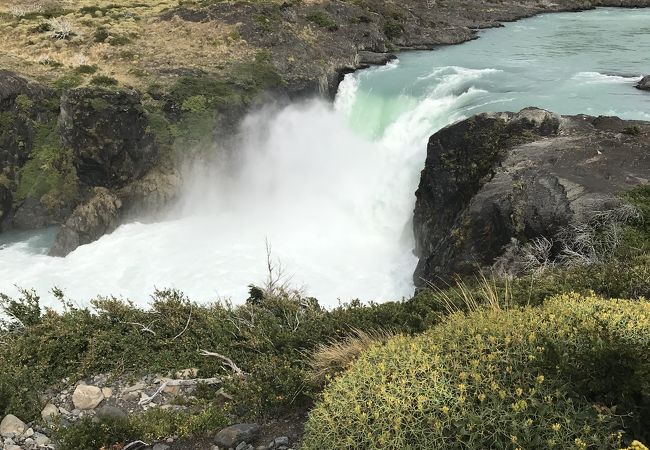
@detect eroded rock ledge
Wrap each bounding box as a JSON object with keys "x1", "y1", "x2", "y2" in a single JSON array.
[{"x1": 413, "y1": 107, "x2": 650, "y2": 287}]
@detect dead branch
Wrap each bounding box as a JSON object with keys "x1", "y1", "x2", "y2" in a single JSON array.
[
  {"x1": 200, "y1": 350, "x2": 246, "y2": 377},
  {"x1": 121, "y1": 320, "x2": 157, "y2": 335},
  {"x1": 165, "y1": 377, "x2": 221, "y2": 387},
  {"x1": 172, "y1": 304, "x2": 192, "y2": 340}
]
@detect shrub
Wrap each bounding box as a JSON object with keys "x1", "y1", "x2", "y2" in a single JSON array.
[
  {"x1": 90, "y1": 75, "x2": 118, "y2": 86},
  {"x1": 74, "y1": 65, "x2": 98, "y2": 75},
  {"x1": 307, "y1": 12, "x2": 339, "y2": 31},
  {"x1": 383, "y1": 20, "x2": 403, "y2": 39},
  {"x1": 302, "y1": 294, "x2": 650, "y2": 449},
  {"x1": 623, "y1": 126, "x2": 642, "y2": 136}
]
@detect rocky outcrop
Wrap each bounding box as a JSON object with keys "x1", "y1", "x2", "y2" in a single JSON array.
[
  {"x1": 637, "y1": 75, "x2": 650, "y2": 91},
  {"x1": 49, "y1": 188, "x2": 122, "y2": 257},
  {"x1": 413, "y1": 107, "x2": 650, "y2": 287},
  {"x1": 59, "y1": 88, "x2": 159, "y2": 188}
]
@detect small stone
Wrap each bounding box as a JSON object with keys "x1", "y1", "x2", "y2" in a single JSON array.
[
  {"x1": 41, "y1": 404, "x2": 59, "y2": 421},
  {"x1": 274, "y1": 437, "x2": 289, "y2": 446},
  {"x1": 96, "y1": 406, "x2": 128, "y2": 420},
  {"x1": 72, "y1": 385, "x2": 105, "y2": 410},
  {"x1": 166, "y1": 437, "x2": 174, "y2": 443},
  {"x1": 5, "y1": 444, "x2": 22, "y2": 450},
  {"x1": 24, "y1": 437, "x2": 35, "y2": 446},
  {"x1": 59, "y1": 407, "x2": 71, "y2": 415},
  {"x1": 152, "y1": 444, "x2": 170, "y2": 450},
  {"x1": 214, "y1": 424, "x2": 260, "y2": 448},
  {"x1": 102, "y1": 387, "x2": 113, "y2": 398},
  {"x1": 123, "y1": 391, "x2": 140, "y2": 402},
  {"x1": 123, "y1": 382, "x2": 146, "y2": 393},
  {"x1": 0, "y1": 415, "x2": 26, "y2": 438},
  {"x1": 34, "y1": 432, "x2": 51, "y2": 446},
  {"x1": 23, "y1": 427, "x2": 34, "y2": 437},
  {"x1": 160, "y1": 378, "x2": 181, "y2": 396},
  {"x1": 236, "y1": 443, "x2": 247, "y2": 450}
]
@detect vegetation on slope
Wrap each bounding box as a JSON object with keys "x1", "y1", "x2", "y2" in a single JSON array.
[{"x1": 303, "y1": 293, "x2": 650, "y2": 449}]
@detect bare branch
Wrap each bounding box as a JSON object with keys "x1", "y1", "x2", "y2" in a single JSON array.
[
  {"x1": 200, "y1": 350, "x2": 246, "y2": 377},
  {"x1": 172, "y1": 305, "x2": 192, "y2": 340}
]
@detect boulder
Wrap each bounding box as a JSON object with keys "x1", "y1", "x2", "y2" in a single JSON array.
[
  {"x1": 636, "y1": 75, "x2": 650, "y2": 91},
  {"x1": 49, "y1": 187, "x2": 122, "y2": 256},
  {"x1": 0, "y1": 414, "x2": 26, "y2": 437},
  {"x1": 59, "y1": 87, "x2": 159, "y2": 189},
  {"x1": 214, "y1": 423, "x2": 260, "y2": 448},
  {"x1": 72, "y1": 384, "x2": 105, "y2": 410},
  {"x1": 413, "y1": 108, "x2": 650, "y2": 286}
]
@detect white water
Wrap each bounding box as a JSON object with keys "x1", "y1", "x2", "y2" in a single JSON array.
[{"x1": 1, "y1": 7, "x2": 650, "y2": 308}]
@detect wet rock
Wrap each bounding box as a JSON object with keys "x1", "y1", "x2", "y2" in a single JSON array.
[
  {"x1": 636, "y1": 75, "x2": 650, "y2": 91},
  {"x1": 49, "y1": 187, "x2": 122, "y2": 256},
  {"x1": 72, "y1": 384, "x2": 105, "y2": 410},
  {"x1": 11, "y1": 197, "x2": 58, "y2": 230},
  {"x1": 357, "y1": 51, "x2": 397, "y2": 66},
  {"x1": 0, "y1": 415, "x2": 26, "y2": 437},
  {"x1": 214, "y1": 423, "x2": 260, "y2": 448}
]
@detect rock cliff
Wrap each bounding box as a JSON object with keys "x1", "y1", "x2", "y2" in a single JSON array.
[{"x1": 413, "y1": 108, "x2": 650, "y2": 286}]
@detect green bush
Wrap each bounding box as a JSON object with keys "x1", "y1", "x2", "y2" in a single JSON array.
[
  {"x1": 90, "y1": 75, "x2": 119, "y2": 86},
  {"x1": 307, "y1": 12, "x2": 339, "y2": 31},
  {"x1": 303, "y1": 294, "x2": 650, "y2": 449}
]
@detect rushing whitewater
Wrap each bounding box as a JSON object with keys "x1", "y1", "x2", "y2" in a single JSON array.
[{"x1": 1, "y1": 7, "x2": 650, "y2": 308}]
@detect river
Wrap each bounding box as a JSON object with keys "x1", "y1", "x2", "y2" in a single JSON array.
[{"x1": 1, "y1": 7, "x2": 649, "y2": 308}]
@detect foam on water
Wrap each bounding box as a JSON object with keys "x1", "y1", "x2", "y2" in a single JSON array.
[{"x1": 1, "y1": 7, "x2": 650, "y2": 308}]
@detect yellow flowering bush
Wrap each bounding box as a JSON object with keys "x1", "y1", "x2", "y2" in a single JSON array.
[{"x1": 302, "y1": 294, "x2": 650, "y2": 449}]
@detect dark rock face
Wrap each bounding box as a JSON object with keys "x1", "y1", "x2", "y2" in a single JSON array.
[
  {"x1": 49, "y1": 188, "x2": 122, "y2": 257},
  {"x1": 413, "y1": 107, "x2": 650, "y2": 287},
  {"x1": 59, "y1": 88, "x2": 159, "y2": 189},
  {"x1": 0, "y1": 71, "x2": 58, "y2": 228},
  {"x1": 637, "y1": 75, "x2": 650, "y2": 91}
]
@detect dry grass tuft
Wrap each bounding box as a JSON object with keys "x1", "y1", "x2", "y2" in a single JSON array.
[
  {"x1": 308, "y1": 327, "x2": 396, "y2": 386},
  {"x1": 425, "y1": 272, "x2": 513, "y2": 317}
]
